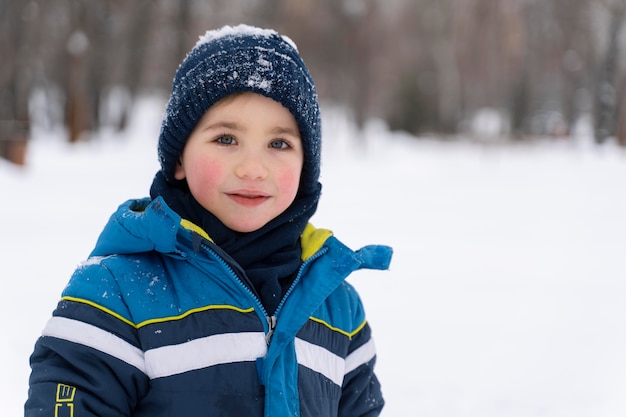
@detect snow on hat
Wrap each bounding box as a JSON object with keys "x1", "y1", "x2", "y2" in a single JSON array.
[{"x1": 157, "y1": 24, "x2": 321, "y2": 194}]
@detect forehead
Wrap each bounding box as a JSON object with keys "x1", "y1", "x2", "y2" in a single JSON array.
[{"x1": 195, "y1": 92, "x2": 301, "y2": 137}]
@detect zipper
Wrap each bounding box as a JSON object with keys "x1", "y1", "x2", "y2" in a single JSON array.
[
  {"x1": 262, "y1": 247, "x2": 327, "y2": 344},
  {"x1": 196, "y1": 240, "x2": 270, "y2": 319},
  {"x1": 271, "y1": 248, "x2": 329, "y2": 318},
  {"x1": 191, "y1": 234, "x2": 328, "y2": 346},
  {"x1": 265, "y1": 316, "x2": 277, "y2": 345}
]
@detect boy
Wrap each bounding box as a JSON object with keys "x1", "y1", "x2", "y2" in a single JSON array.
[{"x1": 25, "y1": 24, "x2": 392, "y2": 417}]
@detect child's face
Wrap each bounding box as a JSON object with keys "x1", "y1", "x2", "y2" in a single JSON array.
[{"x1": 175, "y1": 92, "x2": 304, "y2": 233}]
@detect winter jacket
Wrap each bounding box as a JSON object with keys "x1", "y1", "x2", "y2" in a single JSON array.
[{"x1": 25, "y1": 197, "x2": 392, "y2": 417}]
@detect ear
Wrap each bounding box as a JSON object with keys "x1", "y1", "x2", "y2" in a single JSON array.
[{"x1": 174, "y1": 159, "x2": 186, "y2": 180}]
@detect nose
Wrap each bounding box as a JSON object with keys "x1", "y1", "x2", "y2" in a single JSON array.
[{"x1": 234, "y1": 151, "x2": 268, "y2": 180}]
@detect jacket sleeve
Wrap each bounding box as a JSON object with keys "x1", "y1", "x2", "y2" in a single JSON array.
[
  {"x1": 338, "y1": 321, "x2": 384, "y2": 417},
  {"x1": 25, "y1": 263, "x2": 150, "y2": 417}
]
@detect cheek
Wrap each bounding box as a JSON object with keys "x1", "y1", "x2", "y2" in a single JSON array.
[
  {"x1": 186, "y1": 158, "x2": 224, "y2": 190},
  {"x1": 277, "y1": 166, "x2": 302, "y2": 198}
]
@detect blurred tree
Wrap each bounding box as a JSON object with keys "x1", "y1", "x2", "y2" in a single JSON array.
[
  {"x1": 386, "y1": 0, "x2": 447, "y2": 134},
  {"x1": 106, "y1": 0, "x2": 154, "y2": 131},
  {"x1": 593, "y1": 0, "x2": 625, "y2": 143},
  {"x1": 2, "y1": 0, "x2": 625, "y2": 165},
  {"x1": 64, "y1": 1, "x2": 94, "y2": 143},
  {"x1": 617, "y1": 58, "x2": 626, "y2": 146},
  {"x1": 556, "y1": 0, "x2": 593, "y2": 137},
  {"x1": 0, "y1": 0, "x2": 36, "y2": 164}
]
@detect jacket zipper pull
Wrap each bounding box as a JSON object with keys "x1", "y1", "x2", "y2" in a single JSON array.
[{"x1": 265, "y1": 316, "x2": 277, "y2": 345}]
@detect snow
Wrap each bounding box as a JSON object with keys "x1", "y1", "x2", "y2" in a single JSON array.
[
  {"x1": 195, "y1": 24, "x2": 298, "y2": 51},
  {"x1": 2, "y1": 97, "x2": 626, "y2": 416}
]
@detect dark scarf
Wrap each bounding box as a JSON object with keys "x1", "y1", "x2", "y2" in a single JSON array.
[{"x1": 150, "y1": 171, "x2": 321, "y2": 315}]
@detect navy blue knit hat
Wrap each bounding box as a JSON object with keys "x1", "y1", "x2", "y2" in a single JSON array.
[{"x1": 157, "y1": 24, "x2": 321, "y2": 195}]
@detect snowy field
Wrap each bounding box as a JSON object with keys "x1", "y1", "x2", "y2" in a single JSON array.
[{"x1": 2, "y1": 98, "x2": 626, "y2": 416}]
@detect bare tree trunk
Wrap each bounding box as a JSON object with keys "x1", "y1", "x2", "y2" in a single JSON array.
[
  {"x1": 117, "y1": 0, "x2": 154, "y2": 131},
  {"x1": 0, "y1": 0, "x2": 32, "y2": 164},
  {"x1": 616, "y1": 73, "x2": 626, "y2": 146},
  {"x1": 594, "y1": 3, "x2": 625, "y2": 143},
  {"x1": 65, "y1": 30, "x2": 91, "y2": 143}
]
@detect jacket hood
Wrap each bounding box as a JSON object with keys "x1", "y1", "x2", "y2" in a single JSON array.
[
  {"x1": 89, "y1": 197, "x2": 341, "y2": 262},
  {"x1": 90, "y1": 197, "x2": 392, "y2": 273},
  {"x1": 90, "y1": 198, "x2": 182, "y2": 258}
]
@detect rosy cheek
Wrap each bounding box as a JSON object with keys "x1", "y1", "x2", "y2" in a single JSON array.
[
  {"x1": 188, "y1": 158, "x2": 223, "y2": 189},
  {"x1": 277, "y1": 167, "x2": 302, "y2": 198}
]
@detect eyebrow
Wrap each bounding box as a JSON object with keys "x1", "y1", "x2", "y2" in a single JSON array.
[
  {"x1": 269, "y1": 126, "x2": 301, "y2": 138},
  {"x1": 201, "y1": 121, "x2": 241, "y2": 132},
  {"x1": 201, "y1": 121, "x2": 300, "y2": 138}
]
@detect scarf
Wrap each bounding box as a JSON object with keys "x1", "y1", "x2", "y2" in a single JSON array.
[{"x1": 150, "y1": 171, "x2": 321, "y2": 315}]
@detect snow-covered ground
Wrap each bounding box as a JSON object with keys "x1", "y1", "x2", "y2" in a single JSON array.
[{"x1": 2, "y1": 98, "x2": 626, "y2": 416}]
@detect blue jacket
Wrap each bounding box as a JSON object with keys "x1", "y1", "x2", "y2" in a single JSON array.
[{"x1": 26, "y1": 197, "x2": 392, "y2": 417}]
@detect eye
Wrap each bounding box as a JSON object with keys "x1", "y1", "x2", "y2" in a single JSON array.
[
  {"x1": 215, "y1": 135, "x2": 237, "y2": 145},
  {"x1": 269, "y1": 139, "x2": 290, "y2": 150}
]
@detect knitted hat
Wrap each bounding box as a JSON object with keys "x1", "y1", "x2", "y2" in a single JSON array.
[{"x1": 157, "y1": 24, "x2": 322, "y2": 195}]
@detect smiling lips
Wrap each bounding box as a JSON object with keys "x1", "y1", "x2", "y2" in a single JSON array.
[{"x1": 226, "y1": 191, "x2": 271, "y2": 207}]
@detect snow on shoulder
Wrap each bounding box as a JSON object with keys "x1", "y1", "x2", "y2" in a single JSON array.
[{"x1": 194, "y1": 24, "x2": 299, "y2": 51}]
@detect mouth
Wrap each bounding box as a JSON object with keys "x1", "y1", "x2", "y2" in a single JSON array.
[{"x1": 227, "y1": 191, "x2": 271, "y2": 207}]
